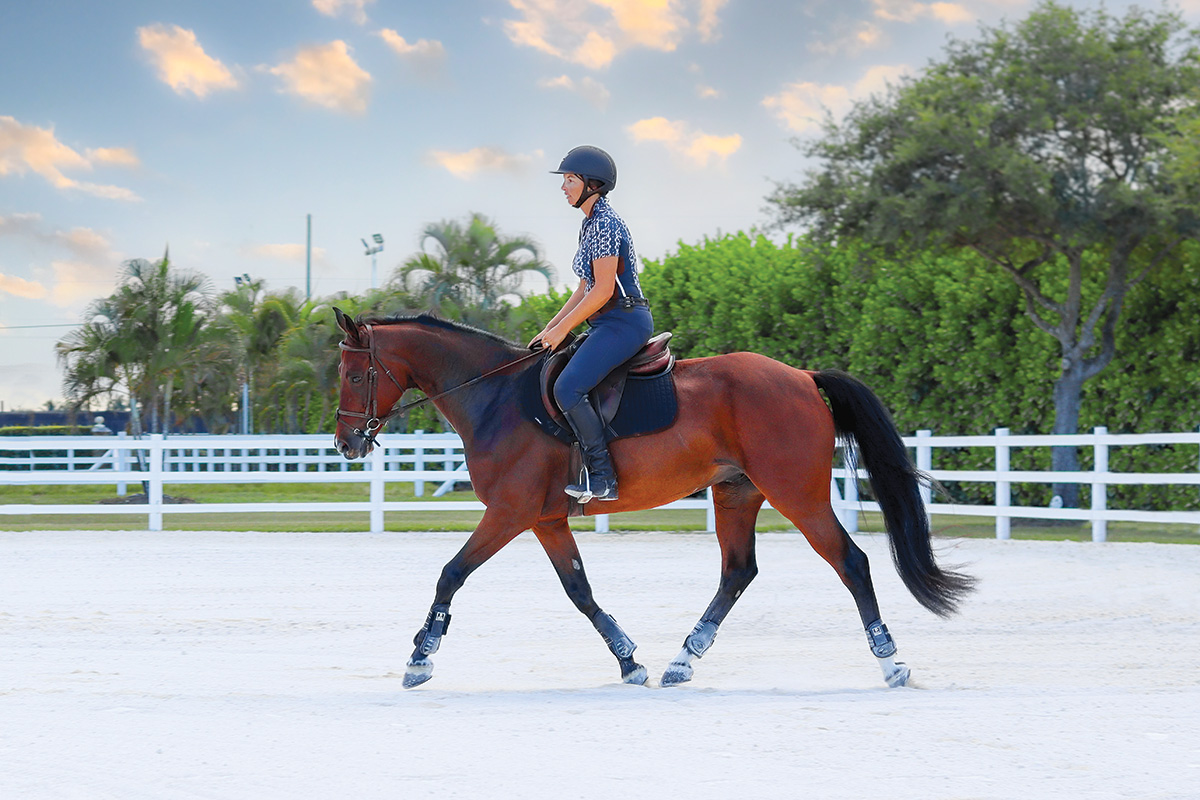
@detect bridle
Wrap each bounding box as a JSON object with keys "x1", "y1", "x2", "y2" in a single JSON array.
[{"x1": 335, "y1": 323, "x2": 546, "y2": 448}]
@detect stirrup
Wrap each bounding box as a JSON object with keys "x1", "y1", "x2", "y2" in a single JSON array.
[{"x1": 565, "y1": 466, "x2": 617, "y2": 502}]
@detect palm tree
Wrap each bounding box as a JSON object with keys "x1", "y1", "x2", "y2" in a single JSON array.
[
  {"x1": 56, "y1": 250, "x2": 213, "y2": 436},
  {"x1": 394, "y1": 213, "x2": 555, "y2": 334},
  {"x1": 213, "y1": 280, "x2": 304, "y2": 433}
]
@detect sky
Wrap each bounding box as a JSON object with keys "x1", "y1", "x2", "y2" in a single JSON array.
[{"x1": 3, "y1": 0, "x2": 1198, "y2": 411}]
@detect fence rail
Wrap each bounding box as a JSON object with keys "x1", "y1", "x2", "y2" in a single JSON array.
[{"x1": 2, "y1": 428, "x2": 1198, "y2": 540}]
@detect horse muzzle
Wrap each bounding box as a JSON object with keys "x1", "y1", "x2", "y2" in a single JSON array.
[{"x1": 334, "y1": 429, "x2": 373, "y2": 460}]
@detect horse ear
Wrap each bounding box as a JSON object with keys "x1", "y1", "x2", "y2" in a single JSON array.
[{"x1": 333, "y1": 307, "x2": 355, "y2": 339}]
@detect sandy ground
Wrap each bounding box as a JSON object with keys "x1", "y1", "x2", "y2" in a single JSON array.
[{"x1": 0, "y1": 529, "x2": 1196, "y2": 799}]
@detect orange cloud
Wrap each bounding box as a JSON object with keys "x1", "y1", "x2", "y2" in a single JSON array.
[
  {"x1": 427, "y1": 147, "x2": 538, "y2": 179},
  {"x1": 0, "y1": 116, "x2": 140, "y2": 201},
  {"x1": 626, "y1": 116, "x2": 741, "y2": 167},
  {"x1": 268, "y1": 41, "x2": 371, "y2": 114},
  {"x1": 138, "y1": 24, "x2": 239, "y2": 98}
]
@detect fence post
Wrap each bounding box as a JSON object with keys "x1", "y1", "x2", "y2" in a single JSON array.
[
  {"x1": 995, "y1": 427, "x2": 1011, "y2": 540},
  {"x1": 843, "y1": 448, "x2": 860, "y2": 534},
  {"x1": 916, "y1": 430, "x2": 933, "y2": 510},
  {"x1": 594, "y1": 513, "x2": 610, "y2": 533},
  {"x1": 370, "y1": 443, "x2": 386, "y2": 533},
  {"x1": 115, "y1": 431, "x2": 128, "y2": 496},
  {"x1": 148, "y1": 434, "x2": 164, "y2": 532},
  {"x1": 1092, "y1": 426, "x2": 1108, "y2": 543},
  {"x1": 706, "y1": 486, "x2": 716, "y2": 533},
  {"x1": 413, "y1": 430, "x2": 425, "y2": 497}
]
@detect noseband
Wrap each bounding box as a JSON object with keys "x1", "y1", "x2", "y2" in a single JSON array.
[{"x1": 336, "y1": 323, "x2": 546, "y2": 448}]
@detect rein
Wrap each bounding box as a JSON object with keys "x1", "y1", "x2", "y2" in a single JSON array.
[{"x1": 336, "y1": 323, "x2": 545, "y2": 447}]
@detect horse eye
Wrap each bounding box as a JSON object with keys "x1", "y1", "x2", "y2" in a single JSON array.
[{"x1": 350, "y1": 375, "x2": 363, "y2": 384}]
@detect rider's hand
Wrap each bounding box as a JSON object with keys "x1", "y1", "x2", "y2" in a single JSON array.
[
  {"x1": 528, "y1": 329, "x2": 548, "y2": 350},
  {"x1": 540, "y1": 325, "x2": 569, "y2": 352}
]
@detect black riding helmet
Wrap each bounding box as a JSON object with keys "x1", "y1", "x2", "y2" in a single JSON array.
[{"x1": 551, "y1": 145, "x2": 617, "y2": 208}]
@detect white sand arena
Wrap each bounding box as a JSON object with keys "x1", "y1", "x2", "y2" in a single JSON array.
[{"x1": 1, "y1": 530, "x2": 1196, "y2": 799}]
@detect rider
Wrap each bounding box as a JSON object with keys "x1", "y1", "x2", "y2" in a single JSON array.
[{"x1": 529, "y1": 145, "x2": 653, "y2": 502}]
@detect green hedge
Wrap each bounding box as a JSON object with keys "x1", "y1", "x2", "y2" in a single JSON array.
[{"x1": 0, "y1": 425, "x2": 95, "y2": 436}]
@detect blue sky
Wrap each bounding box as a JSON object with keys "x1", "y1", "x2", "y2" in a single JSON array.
[{"x1": 3, "y1": 0, "x2": 1196, "y2": 410}]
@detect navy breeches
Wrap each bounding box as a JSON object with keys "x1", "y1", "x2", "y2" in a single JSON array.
[{"x1": 554, "y1": 305, "x2": 654, "y2": 413}]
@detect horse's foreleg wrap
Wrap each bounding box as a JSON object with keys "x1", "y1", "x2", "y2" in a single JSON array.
[
  {"x1": 591, "y1": 609, "x2": 636, "y2": 659},
  {"x1": 684, "y1": 619, "x2": 720, "y2": 658},
  {"x1": 661, "y1": 618, "x2": 720, "y2": 687},
  {"x1": 413, "y1": 603, "x2": 452, "y2": 656},
  {"x1": 864, "y1": 618, "x2": 896, "y2": 658}
]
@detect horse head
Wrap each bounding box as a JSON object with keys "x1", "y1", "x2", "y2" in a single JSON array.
[{"x1": 333, "y1": 306, "x2": 412, "y2": 459}]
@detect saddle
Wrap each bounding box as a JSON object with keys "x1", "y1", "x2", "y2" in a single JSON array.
[{"x1": 525, "y1": 331, "x2": 677, "y2": 443}]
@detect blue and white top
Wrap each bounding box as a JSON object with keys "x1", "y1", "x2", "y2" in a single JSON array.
[{"x1": 571, "y1": 196, "x2": 645, "y2": 300}]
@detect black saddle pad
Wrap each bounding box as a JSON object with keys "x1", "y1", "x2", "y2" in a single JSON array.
[{"x1": 519, "y1": 359, "x2": 678, "y2": 445}]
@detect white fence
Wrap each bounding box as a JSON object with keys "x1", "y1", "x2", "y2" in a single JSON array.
[{"x1": 2, "y1": 428, "x2": 1198, "y2": 540}]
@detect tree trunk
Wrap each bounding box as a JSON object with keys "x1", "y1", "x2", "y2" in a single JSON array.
[{"x1": 1049, "y1": 357, "x2": 1088, "y2": 509}]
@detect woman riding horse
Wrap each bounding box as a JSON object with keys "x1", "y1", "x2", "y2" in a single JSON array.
[{"x1": 529, "y1": 145, "x2": 653, "y2": 503}]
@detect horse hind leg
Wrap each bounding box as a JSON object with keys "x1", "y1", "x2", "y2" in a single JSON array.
[
  {"x1": 532, "y1": 518, "x2": 647, "y2": 685},
  {"x1": 661, "y1": 477, "x2": 763, "y2": 687},
  {"x1": 787, "y1": 503, "x2": 910, "y2": 687}
]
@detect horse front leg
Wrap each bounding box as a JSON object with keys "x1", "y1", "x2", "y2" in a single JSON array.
[
  {"x1": 662, "y1": 478, "x2": 763, "y2": 687},
  {"x1": 532, "y1": 518, "x2": 647, "y2": 685},
  {"x1": 404, "y1": 510, "x2": 526, "y2": 688}
]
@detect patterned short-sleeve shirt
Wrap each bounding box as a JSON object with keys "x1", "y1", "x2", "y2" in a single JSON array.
[{"x1": 571, "y1": 196, "x2": 645, "y2": 300}]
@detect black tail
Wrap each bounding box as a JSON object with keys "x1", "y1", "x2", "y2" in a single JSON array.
[{"x1": 812, "y1": 369, "x2": 975, "y2": 617}]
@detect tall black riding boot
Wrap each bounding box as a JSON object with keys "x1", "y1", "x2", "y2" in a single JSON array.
[{"x1": 562, "y1": 399, "x2": 618, "y2": 502}]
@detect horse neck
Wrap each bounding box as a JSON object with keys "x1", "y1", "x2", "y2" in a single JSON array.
[{"x1": 378, "y1": 322, "x2": 522, "y2": 433}]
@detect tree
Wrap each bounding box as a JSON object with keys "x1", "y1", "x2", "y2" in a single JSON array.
[
  {"x1": 769, "y1": 1, "x2": 1200, "y2": 505},
  {"x1": 57, "y1": 251, "x2": 212, "y2": 437},
  {"x1": 394, "y1": 213, "x2": 554, "y2": 335},
  {"x1": 212, "y1": 280, "x2": 304, "y2": 433}
]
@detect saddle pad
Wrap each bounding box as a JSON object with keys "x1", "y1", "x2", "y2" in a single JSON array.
[{"x1": 519, "y1": 361, "x2": 678, "y2": 445}]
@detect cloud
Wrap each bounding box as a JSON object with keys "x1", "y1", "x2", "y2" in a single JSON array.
[
  {"x1": 870, "y1": 0, "x2": 972, "y2": 24},
  {"x1": 58, "y1": 227, "x2": 114, "y2": 260},
  {"x1": 268, "y1": 41, "x2": 371, "y2": 113},
  {"x1": 696, "y1": 0, "x2": 729, "y2": 41},
  {"x1": 502, "y1": 0, "x2": 727, "y2": 68},
  {"x1": 49, "y1": 259, "x2": 121, "y2": 307},
  {"x1": 245, "y1": 243, "x2": 330, "y2": 264},
  {"x1": 696, "y1": 84, "x2": 719, "y2": 99},
  {"x1": 137, "y1": 24, "x2": 239, "y2": 98},
  {"x1": 626, "y1": 117, "x2": 741, "y2": 167},
  {"x1": 763, "y1": 64, "x2": 911, "y2": 134},
  {"x1": 537, "y1": 74, "x2": 611, "y2": 109},
  {"x1": 809, "y1": 21, "x2": 886, "y2": 56},
  {"x1": 312, "y1": 0, "x2": 375, "y2": 25},
  {"x1": 0, "y1": 214, "x2": 123, "y2": 306},
  {"x1": 0, "y1": 213, "x2": 109, "y2": 257},
  {"x1": 427, "y1": 147, "x2": 538, "y2": 179},
  {"x1": 0, "y1": 116, "x2": 141, "y2": 201},
  {"x1": 85, "y1": 147, "x2": 140, "y2": 168},
  {"x1": 377, "y1": 29, "x2": 447, "y2": 80},
  {"x1": 0, "y1": 273, "x2": 48, "y2": 300}
]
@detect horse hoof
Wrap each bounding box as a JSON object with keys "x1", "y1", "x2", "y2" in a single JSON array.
[
  {"x1": 660, "y1": 660, "x2": 694, "y2": 687},
  {"x1": 403, "y1": 657, "x2": 434, "y2": 689},
  {"x1": 622, "y1": 663, "x2": 648, "y2": 685},
  {"x1": 884, "y1": 662, "x2": 910, "y2": 688}
]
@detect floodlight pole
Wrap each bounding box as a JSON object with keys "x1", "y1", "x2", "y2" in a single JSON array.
[
  {"x1": 306, "y1": 213, "x2": 312, "y2": 301},
  {"x1": 362, "y1": 233, "x2": 384, "y2": 290}
]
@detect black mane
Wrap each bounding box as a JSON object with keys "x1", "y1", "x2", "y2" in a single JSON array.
[{"x1": 358, "y1": 312, "x2": 521, "y2": 349}]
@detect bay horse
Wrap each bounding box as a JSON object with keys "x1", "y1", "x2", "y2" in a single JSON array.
[{"x1": 332, "y1": 309, "x2": 973, "y2": 689}]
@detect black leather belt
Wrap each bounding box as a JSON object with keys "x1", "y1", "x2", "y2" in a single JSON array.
[{"x1": 618, "y1": 296, "x2": 649, "y2": 309}]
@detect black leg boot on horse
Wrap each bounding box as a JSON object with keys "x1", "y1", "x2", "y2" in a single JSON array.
[{"x1": 562, "y1": 398, "x2": 618, "y2": 503}]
